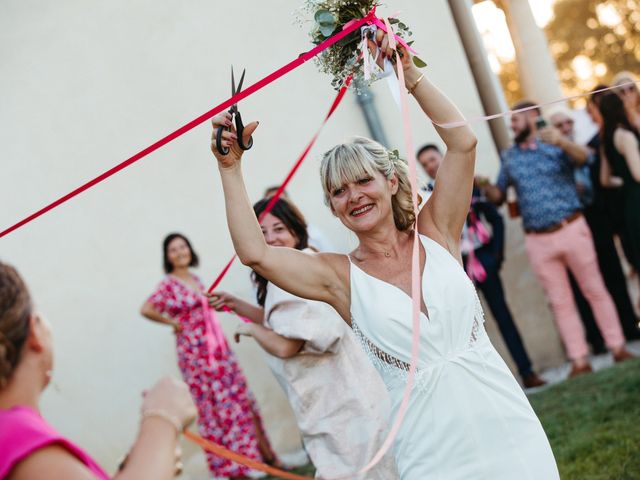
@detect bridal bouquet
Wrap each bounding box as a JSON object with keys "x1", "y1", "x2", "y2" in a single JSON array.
[{"x1": 296, "y1": 0, "x2": 426, "y2": 90}]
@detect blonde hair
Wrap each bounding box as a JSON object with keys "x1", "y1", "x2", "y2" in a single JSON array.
[
  {"x1": 612, "y1": 70, "x2": 638, "y2": 86},
  {"x1": 319, "y1": 136, "x2": 416, "y2": 231}
]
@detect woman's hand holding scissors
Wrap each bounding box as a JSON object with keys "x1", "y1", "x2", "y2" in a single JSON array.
[{"x1": 210, "y1": 111, "x2": 258, "y2": 170}]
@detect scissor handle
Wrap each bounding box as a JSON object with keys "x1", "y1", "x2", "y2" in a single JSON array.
[
  {"x1": 215, "y1": 123, "x2": 230, "y2": 156},
  {"x1": 235, "y1": 111, "x2": 253, "y2": 151}
]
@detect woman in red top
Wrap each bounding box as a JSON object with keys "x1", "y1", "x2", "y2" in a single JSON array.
[{"x1": 0, "y1": 261, "x2": 196, "y2": 479}]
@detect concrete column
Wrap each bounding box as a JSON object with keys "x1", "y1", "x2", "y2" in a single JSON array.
[
  {"x1": 498, "y1": 0, "x2": 563, "y2": 104},
  {"x1": 447, "y1": 0, "x2": 512, "y2": 152}
]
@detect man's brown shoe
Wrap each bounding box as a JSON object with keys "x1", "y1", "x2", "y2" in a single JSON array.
[
  {"x1": 523, "y1": 373, "x2": 547, "y2": 389},
  {"x1": 613, "y1": 349, "x2": 636, "y2": 363},
  {"x1": 569, "y1": 363, "x2": 593, "y2": 378}
]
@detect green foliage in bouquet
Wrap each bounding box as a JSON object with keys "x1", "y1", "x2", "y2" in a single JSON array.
[{"x1": 296, "y1": 1, "x2": 426, "y2": 90}]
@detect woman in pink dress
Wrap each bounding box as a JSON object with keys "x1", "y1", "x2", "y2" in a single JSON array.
[
  {"x1": 140, "y1": 233, "x2": 276, "y2": 478},
  {"x1": 0, "y1": 260, "x2": 196, "y2": 480}
]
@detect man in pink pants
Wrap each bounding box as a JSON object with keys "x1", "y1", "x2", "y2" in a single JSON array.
[{"x1": 482, "y1": 101, "x2": 634, "y2": 377}]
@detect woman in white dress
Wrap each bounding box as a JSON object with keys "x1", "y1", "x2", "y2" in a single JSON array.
[
  {"x1": 210, "y1": 29, "x2": 559, "y2": 480},
  {"x1": 208, "y1": 197, "x2": 398, "y2": 479}
]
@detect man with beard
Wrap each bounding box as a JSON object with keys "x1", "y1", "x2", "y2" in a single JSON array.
[{"x1": 481, "y1": 101, "x2": 634, "y2": 378}]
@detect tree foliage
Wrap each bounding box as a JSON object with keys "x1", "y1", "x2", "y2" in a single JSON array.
[{"x1": 494, "y1": 0, "x2": 640, "y2": 105}]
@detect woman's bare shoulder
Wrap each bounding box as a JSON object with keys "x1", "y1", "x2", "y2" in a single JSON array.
[
  {"x1": 9, "y1": 445, "x2": 97, "y2": 480},
  {"x1": 315, "y1": 251, "x2": 350, "y2": 276}
]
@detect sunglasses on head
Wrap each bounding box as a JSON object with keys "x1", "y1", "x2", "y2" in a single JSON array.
[
  {"x1": 617, "y1": 85, "x2": 637, "y2": 94},
  {"x1": 553, "y1": 119, "x2": 574, "y2": 129}
]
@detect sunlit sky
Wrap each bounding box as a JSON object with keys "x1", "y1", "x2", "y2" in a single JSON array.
[
  {"x1": 472, "y1": 0, "x2": 623, "y2": 81},
  {"x1": 472, "y1": 0, "x2": 557, "y2": 72}
]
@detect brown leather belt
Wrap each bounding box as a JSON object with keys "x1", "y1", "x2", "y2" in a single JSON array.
[{"x1": 525, "y1": 211, "x2": 582, "y2": 235}]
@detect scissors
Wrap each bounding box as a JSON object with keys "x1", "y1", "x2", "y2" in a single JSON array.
[{"x1": 215, "y1": 66, "x2": 253, "y2": 155}]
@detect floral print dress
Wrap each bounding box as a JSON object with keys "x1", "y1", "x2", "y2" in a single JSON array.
[{"x1": 147, "y1": 274, "x2": 274, "y2": 477}]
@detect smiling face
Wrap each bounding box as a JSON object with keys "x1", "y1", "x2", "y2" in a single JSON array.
[
  {"x1": 166, "y1": 237, "x2": 192, "y2": 271},
  {"x1": 328, "y1": 170, "x2": 398, "y2": 233},
  {"x1": 260, "y1": 213, "x2": 299, "y2": 248},
  {"x1": 321, "y1": 137, "x2": 406, "y2": 234}
]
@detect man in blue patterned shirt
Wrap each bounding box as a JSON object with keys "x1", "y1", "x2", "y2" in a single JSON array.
[
  {"x1": 482, "y1": 101, "x2": 633, "y2": 378},
  {"x1": 419, "y1": 144, "x2": 546, "y2": 389}
]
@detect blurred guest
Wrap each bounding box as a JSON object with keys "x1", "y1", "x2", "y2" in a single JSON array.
[
  {"x1": 547, "y1": 107, "x2": 595, "y2": 207},
  {"x1": 588, "y1": 87, "x2": 638, "y2": 270},
  {"x1": 599, "y1": 92, "x2": 640, "y2": 308},
  {"x1": 416, "y1": 144, "x2": 440, "y2": 202},
  {"x1": 419, "y1": 145, "x2": 545, "y2": 388},
  {"x1": 549, "y1": 105, "x2": 640, "y2": 347},
  {"x1": 482, "y1": 101, "x2": 634, "y2": 377},
  {"x1": 140, "y1": 233, "x2": 276, "y2": 479},
  {"x1": 0, "y1": 261, "x2": 196, "y2": 479},
  {"x1": 263, "y1": 186, "x2": 336, "y2": 252},
  {"x1": 208, "y1": 197, "x2": 398, "y2": 479},
  {"x1": 613, "y1": 71, "x2": 640, "y2": 131}
]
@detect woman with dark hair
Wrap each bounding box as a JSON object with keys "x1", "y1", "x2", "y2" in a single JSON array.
[
  {"x1": 599, "y1": 93, "x2": 640, "y2": 279},
  {"x1": 140, "y1": 233, "x2": 276, "y2": 479},
  {"x1": 0, "y1": 261, "x2": 196, "y2": 479},
  {"x1": 208, "y1": 198, "x2": 398, "y2": 479},
  {"x1": 613, "y1": 71, "x2": 640, "y2": 131}
]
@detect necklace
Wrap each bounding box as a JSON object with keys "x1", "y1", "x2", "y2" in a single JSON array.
[{"x1": 359, "y1": 247, "x2": 392, "y2": 258}]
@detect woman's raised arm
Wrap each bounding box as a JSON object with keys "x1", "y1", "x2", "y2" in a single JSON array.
[
  {"x1": 210, "y1": 113, "x2": 349, "y2": 317},
  {"x1": 411, "y1": 72, "x2": 477, "y2": 248},
  {"x1": 373, "y1": 30, "x2": 477, "y2": 251}
]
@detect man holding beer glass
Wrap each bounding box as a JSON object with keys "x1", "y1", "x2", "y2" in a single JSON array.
[{"x1": 480, "y1": 101, "x2": 634, "y2": 378}]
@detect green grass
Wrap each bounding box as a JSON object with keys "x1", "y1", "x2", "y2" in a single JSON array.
[
  {"x1": 529, "y1": 359, "x2": 640, "y2": 480},
  {"x1": 265, "y1": 463, "x2": 315, "y2": 479},
  {"x1": 266, "y1": 360, "x2": 640, "y2": 479}
]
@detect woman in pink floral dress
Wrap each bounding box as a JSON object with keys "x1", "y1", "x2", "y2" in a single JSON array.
[{"x1": 141, "y1": 232, "x2": 276, "y2": 478}]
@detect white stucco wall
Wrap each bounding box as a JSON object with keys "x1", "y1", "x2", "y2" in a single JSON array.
[{"x1": 1, "y1": 1, "x2": 560, "y2": 478}]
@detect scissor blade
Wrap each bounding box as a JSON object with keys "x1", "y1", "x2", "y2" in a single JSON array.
[
  {"x1": 235, "y1": 68, "x2": 246, "y2": 95},
  {"x1": 231, "y1": 66, "x2": 236, "y2": 96}
]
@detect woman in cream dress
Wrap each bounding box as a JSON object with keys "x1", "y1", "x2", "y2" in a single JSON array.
[
  {"x1": 209, "y1": 197, "x2": 398, "y2": 479},
  {"x1": 210, "y1": 29, "x2": 558, "y2": 480}
]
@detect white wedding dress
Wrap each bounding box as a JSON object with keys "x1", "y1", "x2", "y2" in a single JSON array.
[{"x1": 349, "y1": 234, "x2": 559, "y2": 479}]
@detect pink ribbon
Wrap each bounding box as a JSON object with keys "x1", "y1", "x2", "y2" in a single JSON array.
[
  {"x1": 349, "y1": 17, "x2": 421, "y2": 478},
  {"x1": 370, "y1": 17, "x2": 418, "y2": 54},
  {"x1": 200, "y1": 296, "x2": 229, "y2": 356},
  {"x1": 463, "y1": 206, "x2": 490, "y2": 283},
  {"x1": 436, "y1": 81, "x2": 640, "y2": 129},
  {"x1": 343, "y1": 7, "x2": 418, "y2": 56},
  {"x1": 465, "y1": 249, "x2": 487, "y2": 283}
]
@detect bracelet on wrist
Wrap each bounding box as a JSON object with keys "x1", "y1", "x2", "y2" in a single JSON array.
[
  {"x1": 141, "y1": 409, "x2": 183, "y2": 435},
  {"x1": 408, "y1": 73, "x2": 425, "y2": 95}
]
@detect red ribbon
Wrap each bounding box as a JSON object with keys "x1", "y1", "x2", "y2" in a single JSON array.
[
  {"x1": 207, "y1": 75, "x2": 352, "y2": 319},
  {"x1": 183, "y1": 430, "x2": 312, "y2": 480},
  {"x1": 0, "y1": 11, "x2": 375, "y2": 239}
]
